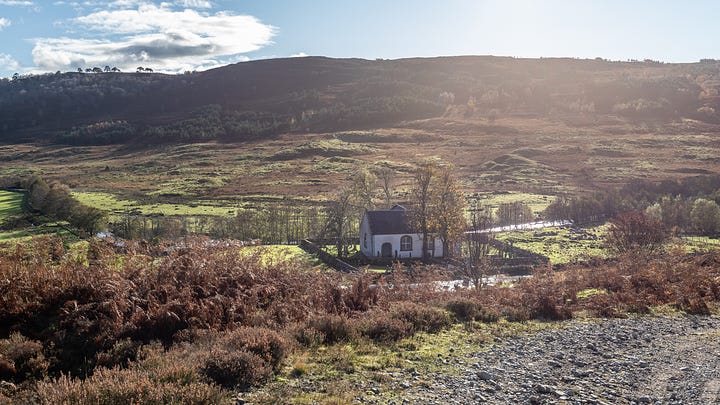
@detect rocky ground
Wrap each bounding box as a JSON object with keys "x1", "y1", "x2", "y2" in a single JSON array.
[{"x1": 360, "y1": 315, "x2": 720, "y2": 404}]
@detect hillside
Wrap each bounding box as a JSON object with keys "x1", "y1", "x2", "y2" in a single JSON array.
[{"x1": 2, "y1": 56, "x2": 720, "y2": 144}]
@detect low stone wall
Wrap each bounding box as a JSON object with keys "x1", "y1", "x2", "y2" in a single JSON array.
[{"x1": 299, "y1": 239, "x2": 359, "y2": 273}]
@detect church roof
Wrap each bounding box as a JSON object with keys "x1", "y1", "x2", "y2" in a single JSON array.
[{"x1": 364, "y1": 205, "x2": 414, "y2": 235}]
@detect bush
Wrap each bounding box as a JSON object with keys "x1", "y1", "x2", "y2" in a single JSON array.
[
  {"x1": 35, "y1": 367, "x2": 227, "y2": 405},
  {"x1": 389, "y1": 302, "x2": 452, "y2": 334},
  {"x1": 353, "y1": 303, "x2": 452, "y2": 343},
  {"x1": 0, "y1": 333, "x2": 48, "y2": 382},
  {"x1": 201, "y1": 350, "x2": 271, "y2": 390},
  {"x1": 94, "y1": 339, "x2": 141, "y2": 370},
  {"x1": 358, "y1": 314, "x2": 413, "y2": 343},
  {"x1": 445, "y1": 298, "x2": 499, "y2": 323},
  {"x1": 290, "y1": 323, "x2": 326, "y2": 348},
  {"x1": 308, "y1": 315, "x2": 355, "y2": 344},
  {"x1": 217, "y1": 327, "x2": 288, "y2": 372}
]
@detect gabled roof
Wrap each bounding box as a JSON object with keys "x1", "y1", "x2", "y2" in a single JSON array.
[{"x1": 364, "y1": 205, "x2": 414, "y2": 235}]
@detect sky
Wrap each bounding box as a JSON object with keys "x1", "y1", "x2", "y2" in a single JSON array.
[{"x1": 1, "y1": 0, "x2": 720, "y2": 78}]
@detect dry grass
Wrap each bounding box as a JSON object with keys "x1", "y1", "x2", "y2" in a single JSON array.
[{"x1": 1, "y1": 235, "x2": 719, "y2": 402}]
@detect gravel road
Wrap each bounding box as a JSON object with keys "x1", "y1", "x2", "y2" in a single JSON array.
[{"x1": 362, "y1": 315, "x2": 720, "y2": 404}]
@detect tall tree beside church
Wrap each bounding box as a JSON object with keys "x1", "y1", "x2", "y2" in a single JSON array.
[
  {"x1": 351, "y1": 167, "x2": 377, "y2": 212},
  {"x1": 410, "y1": 161, "x2": 466, "y2": 261},
  {"x1": 431, "y1": 164, "x2": 466, "y2": 257},
  {"x1": 410, "y1": 162, "x2": 436, "y2": 262}
]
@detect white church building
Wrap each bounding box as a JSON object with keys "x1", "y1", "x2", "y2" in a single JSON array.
[{"x1": 359, "y1": 205, "x2": 444, "y2": 259}]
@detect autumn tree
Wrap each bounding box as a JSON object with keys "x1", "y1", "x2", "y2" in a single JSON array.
[
  {"x1": 431, "y1": 164, "x2": 466, "y2": 257},
  {"x1": 410, "y1": 161, "x2": 467, "y2": 261},
  {"x1": 604, "y1": 211, "x2": 668, "y2": 255}
]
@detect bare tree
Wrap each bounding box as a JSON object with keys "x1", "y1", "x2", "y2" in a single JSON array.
[
  {"x1": 326, "y1": 186, "x2": 355, "y2": 259},
  {"x1": 410, "y1": 162, "x2": 437, "y2": 262},
  {"x1": 375, "y1": 166, "x2": 395, "y2": 207},
  {"x1": 604, "y1": 211, "x2": 668, "y2": 255},
  {"x1": 464, "y1": 207, "x2": 495, "y2": 289},
  {"x1": 351, "y1": 167, "x2": 377, "y2": 212}
]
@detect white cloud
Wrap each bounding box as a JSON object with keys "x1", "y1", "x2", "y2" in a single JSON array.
[
  {"x1": 0, "y1": 53, "x2": 20, "y2": 72},
  {"x1": 289, "y1": 52, "x2": 308, "y2": 58},
  {"x1": 0, "y1": 1, "x2": 34, "y2": 6},
  {"x1": 31, "y1": 2, "x2": 275, "y2": 73},
  {"x1": 0, "y1": 17, "x2": 10, "y2": 30},
  {"x1": 174, "y1": 0, "x2": 211, "y2": 9}
]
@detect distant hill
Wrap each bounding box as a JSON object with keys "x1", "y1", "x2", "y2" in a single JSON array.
[{"x1": 1, "y1": 56, "x2": 719, "y2": 145}]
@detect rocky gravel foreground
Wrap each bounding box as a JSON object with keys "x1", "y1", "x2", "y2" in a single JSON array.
[{"x1": 363, "y1": 315, "x2": 720, "y2": 404}]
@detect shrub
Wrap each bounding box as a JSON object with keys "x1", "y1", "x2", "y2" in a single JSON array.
[
  {"x1": 35, "y1": 367, "x2": 228, "y2": 405},
  {"x1": 358, "y1": 314, "x2": 413, "y2": 343},
  {"x1": 0, "y1": 333, "x2": 48, "y2": 382},
  {"x1": 201, "y1": 350, "x2": 271, "y2": 390},
  {"x1": 678, "y1": 296, "x2": 711, "y2": 315},
  {"x1": 94, "y1": 339, "x2": 141, "y2": 370},
  {"x1": 445, "y1": 298, "x2": 499, "y2": 323},
  {"x1": 585, "y1": 293, "x2": 622, "y2": 318},
  {"x1": 308, "y1": 315, "x2": 356, "y2": 344},
  {"x1": 217, "y1": 327, "x2": 288, "y2": 372},
  {"x1": 389, "y1": 302, "x2": 452, "y2": 334},
  {"x1": 517, "y1": 268, "x2": 573, "y2": 321},
  {"x1": 354, "y1": 303, "x2": 451, "y2": 343},
  {"x1": 290, "y1": 323, "x2": 326, "y2": 348}
]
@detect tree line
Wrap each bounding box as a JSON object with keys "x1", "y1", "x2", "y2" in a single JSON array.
[
  {"x1": 544, "y1": 174, "x2": 720, "y2": 235},
  {"x1": 0, "y1": 176, "x2": 108, "y2": 235}
]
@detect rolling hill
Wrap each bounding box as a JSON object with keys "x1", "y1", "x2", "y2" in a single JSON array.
[{"x1": 2, "y1": 56, "x2": 720, "y2": 145}]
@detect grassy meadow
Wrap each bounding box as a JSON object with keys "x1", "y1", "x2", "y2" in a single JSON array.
[
  {"x1": 0, "y1": 190, "x2": 24, "y2": 217},
  {"x1": 495, "y1": 224, "x2": 609, "y2": 264}
]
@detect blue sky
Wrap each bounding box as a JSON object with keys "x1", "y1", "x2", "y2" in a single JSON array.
[{"x1": 1, "y1": 0, "x2": 719, "y2": 77}]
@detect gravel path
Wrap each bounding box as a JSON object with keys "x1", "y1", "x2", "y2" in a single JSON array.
[{"x1": 364, "y1": 315, "x2": 720, "y2": 404}]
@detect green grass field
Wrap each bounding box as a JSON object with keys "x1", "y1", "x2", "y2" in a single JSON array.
[
  {"x1": 681, "y1": 236, "x2": 720, "y2": 252},
  {"x1": 0, "y1": 190, "x2": 24, "y2": 218},
  {"x1": 0, "y1": 222, "x2": 79, "y2": 244},
  {"x1": 73, "y1": 191, "x2": 239, "y2": 217},
  {"x1": 242, "y1": 245, "x2": 327, "y2": 270},
  {"x1": 496, "y1": 224, "x2": 608, "y2": 264}
]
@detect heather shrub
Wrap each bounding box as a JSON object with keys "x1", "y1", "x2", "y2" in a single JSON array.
[
  {"x1": 445, "y1": 298, "x2": 499, "y2": 323},
  {"x1": 499, "y1": 306, "x2": 531, "y2": 322},
  {"x1": 308, "y1": 315, "x2": 356, "y2": 344},
  {"x1": 215, "y1": 327, "x2": 288, "y2": 372},
  {"x1": 445, "y1": 298, "x2": 478, "y2": 322},
  {"x1": 0, "y1": 333, "x2": 48, "y2": 382},
  {"x1": 518, "y1": 268, "x2": 573, "y2": 321},
  {"x1": 290, "y1": 323, "x2": 326, "y2": 347},
  {"x1": 584, "y1": 293, "x2": 622, "y2": 318},
  {"x1": 342, "y1": 275, "x2": 379, "y2": 312},
  {"x1": 358, "y1": 313, "x2": 413, "y2": 343},
  {"x1": 35, "y1": 367, "x2": 228, "y2": 405},
  {"x1": 389, "y1": 302, "x2": 452, "y2": 334},
  {"x1": 94, "y1": 339, "x2": 141, "y2": 370},
  {"x1": 200, "y1": 349, "x2": 271, "y2": 390},
  {"x1": 353, "y1": 302, "x2": 451, "y2": 343}
]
